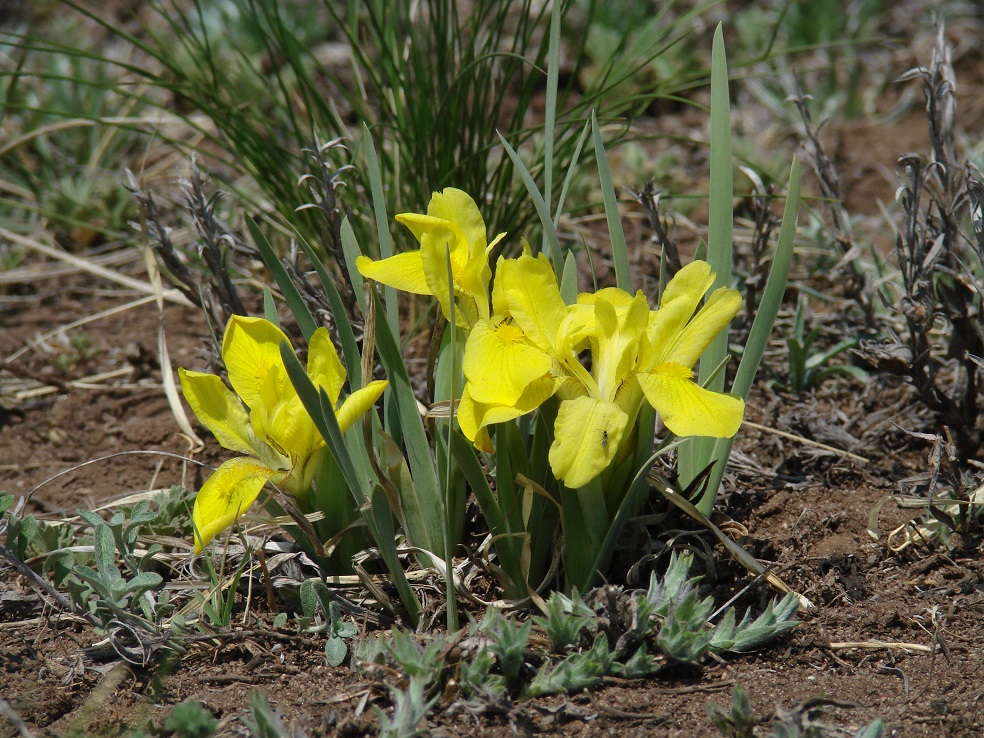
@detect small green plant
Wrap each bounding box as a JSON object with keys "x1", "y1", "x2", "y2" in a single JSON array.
[
  {"x1": 117, "y1": 486, "x2": 197, "y2": 540},
  {"x1": 163, "y1": 700, "x2": 217, "y2": 738},
  {"x1": 708, "y1": 685, "x2": 885, "y2": 738},
  {"x1": 525, "y1": 634, "x2": 613, "y2": 697},
  {"x1": 477, "y1": 609, "x2": 533, "y2": 690},
  {"x1": 76, "y1": 502, "x2": 161, "y2": 578},
  {"x1": 1, "y1": 491, "x2": 38, "y2": 564},
  {"x1": 355, "y1": 629, "x2": 448, "y2": 693},
  {"x1": 297, "y1": 579, "x2": 358, "y2": 666},
  {"x1": 65, "y1": 529, "x2": 165, "y2": 629},
  {"x1": 375, "y1": 677, "x2": 436, "y2": 738},
  {"x1": 242, "y1": 692, "x2": 304, "y2": 738},
  {"x1": 706, "y1": 685, "x2": 757, "y2": 738},
  {"x1": 532, "y1": 590, "x2": 596, "y2": 651},
  {"x1": 781, "y1": 298, "x2": 867, "y2": 392},
  {"x1": 197, "y1": 552, "x2": 247, "y2": 629},
  {"x1": 54, "y1": 331, "x2": 100, "y2": 372},
  {"x1": 458, "y1": 646, "x2": 506, "y2": 700}
]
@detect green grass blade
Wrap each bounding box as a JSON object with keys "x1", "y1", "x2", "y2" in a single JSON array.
[
  {"x1": 686, "y1": 23, "x2": 733, "y2": 486},
  {"x1": 366, "y1": 288, "x2": 443, "y2": 554},
  {"x1": 695, "y1": 156, "x2": 800, "y2": 516},
  {"x1": 554, "y1": 119, "x2": 591, "y2": 228},
  {"x1": 591, "y1": 111, "x2": 630, "y2": 292},
  {"x1": 560, "y1": 251, "x2": 579, "y2": 305},
  {"x1": 497, "y1": 131, "x2": 563, "y2": 266},
  {"x1": 246, "y1": 216, "x2": 317, "y2": 340},
  {"x1": 360, "y1": 124, "x2": 400, "y2": 340},
  {"x1": 280, "y1": 341, "x2": 420, "y2": 621},
  {"x1": 541, "y1": 0, "x2": 561, "y2": 256},
  {"x1": 293, "y1": 231, "x2": 363, "y2": 388},
  {"x1": 340, "y1": 217, "x2": 367, "y2": 316},
  {"x1": 261, "y1": 286, "x2": 278, "y2": 325}
]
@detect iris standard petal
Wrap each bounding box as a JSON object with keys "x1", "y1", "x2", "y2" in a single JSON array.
[
  {"x1": 664, "y1": 286, "x2": 742, "y2": 369},
  {"x1": 223, "y1": 315, "x2": 292, "y2": 409},
  {"x1": 456, "y1": 385, "x2": 493, "y2": 453},
  {"x1": 335, "y1": 379, "x2": 389, "y2": 432},
  {"x1": 395, "y1": 211, "x2": 455, "y2": 244},
  {"x1": 648, "y1": 261, "x2": 715, "y2": 357},
  {"x1": 306, "y1": 327, "x2": 346, "y2": 407},
  {"x1": 179, "y1": 369, "x2": 261, "y2": 456},
  {"x1": 261, "y1": 391, "x2": 322, "y2": 466},
  {"x1": 423, "y1": 187, "x2": 488, "y2": 252},
  {"x1": 548, "y1": 396, "x2": 628, "y2": 489},
  {"x1": 192, "y1": 456, "x2": 277, "y2": 553},
  {"x1": 418, "y1": 221, "x2": 472, "y2": 325},
  {"x1": 356, "y1": 252, "x2": 431, "y2": 295},
  {"x1": 493, "y1": 254, "x2": 568, "y2": 352},
  {"x1": 637, "y1": 363, "x2": 744, "y2": 438}
]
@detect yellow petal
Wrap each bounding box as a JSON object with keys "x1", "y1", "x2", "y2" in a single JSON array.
[
  {"x1": 356, "y1": 252, "x2": 431, "y2": 295},
  {"x1": 456, "y1": 386, "x2": 493, "y2": 452},
  {"x1": 423, "y1": 187, "x2": 487, "y2": 252},
  {"x1": 637, "y1": 363, "x2": 744, "y2": 437},
  {"x1": 307, "y1": 327, "x2": 346, "y2": 407},
  {"x1": 192, "y1": 456, "x2": 275, "y2": 553},
  {"x1": 458, "y1": 376, "x2": 560, "y2": 447},
  {"x1": 336, "y1": 379, "x2": 388, "y2": 431},
  {"x1": 666, "y1": 286, "x2": 742, "y2": 368},
  {"x1": 257, "y1": 388, "x2": 321, "y2": 467},
  {"x1": 493, "y1": 254, "x2": 567, "y2": 352},
  {"x1": 463, "y1": 318, "x2": 552, "y2": 405},
  {"x1": 396, "y1": 211, "x2": 454, "y2": 244},
  {"x1": 179, "y1": 368, "x2": 261, "y2": 456},
  {"x1": 222, "y1": 315, "x2": 292, "y2": 410},
  {"x1": 548, "y1": 397, "x2": 628, "y2": 489},
  {"x1": 648, "y1": 261, "x2": 714, "y2": 359},
  {"x1": 415, "y1": 221, "x2": 464, "y2": 324},
  {"x1": 578, "y1": 286, "x2": 637, "y2": 310}
]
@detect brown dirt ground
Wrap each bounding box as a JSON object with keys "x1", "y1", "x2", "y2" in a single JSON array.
[{"x1": 4, "y1": 13, "x2": 984, "y2": 738}]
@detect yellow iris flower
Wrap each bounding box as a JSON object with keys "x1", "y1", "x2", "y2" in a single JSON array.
[
  {"x1": 636, "y1": 260, "x2": 745, "y2": 438},
  {"x1": 355, "y1": 188, "x2": 506, "y2": 329},
  {"x1": 459, "y1": 257, "x2": 745, "y2": 488},
  {"x1": 179, "y1": 315, "x2": 387, "y2": 552}
]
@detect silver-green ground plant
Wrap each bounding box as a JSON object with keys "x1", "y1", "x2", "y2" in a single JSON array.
[
  {"x1": 351, "y1": 552, "x2": 797, "y2": 720},
  {"x1": 707, "y1": 685, "x2": 885, "y2": 738}
]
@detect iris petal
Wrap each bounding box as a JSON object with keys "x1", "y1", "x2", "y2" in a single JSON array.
[
  {"x1": 493, "y1": 254, "x2": 568, "y2": 352},
  {"x1": 336, "y1": 379, "x2": 389, "y2": 432},
  {"x1": 179, "y1": 369, "x2": 261, "y2": 457},
  {"x1": 223, "y1": 315, "x2": 292, "y2": 410},
  {"x1": 637, "y1": 364, "x2": 744, "y2": 438},
  {"x1": 548, "y1": 397, "x2": 628, "y2": 489},
  {"x1": 192, "y1": 457, "x2": 277, "y2": 553},
  {"x1": 356, "y1": 252, "x2": 430, "y2": 295},
  {"x1": 662, "y1": 286, "x2": 742, "y2": 369},
  {"x1": 463, "y1": 319, "x2": 552, "y2": 405},
  {"x1": 306, "y1": 327, "x2": 346, "y2": 406}
]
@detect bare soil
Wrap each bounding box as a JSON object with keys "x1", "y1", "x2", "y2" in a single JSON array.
[{"x1": 4, "y1": 14, "x2": 984, "y2": 738}]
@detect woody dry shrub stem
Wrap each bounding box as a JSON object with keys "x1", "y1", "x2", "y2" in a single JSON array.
[{"x1": 867, "y1": 20, "x2": 984, "y2": 460}]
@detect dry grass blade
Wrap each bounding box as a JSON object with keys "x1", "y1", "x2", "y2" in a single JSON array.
[
  {"x1": 742, "y1": 420, "x2": 869, "y2": 465},
  {"x1": 0, "y1": 227, "x2": 192, "y2": 307},
  {"x1": 3, "y1": 294, "x2": 163, "y2": 366},
  {"x1": 0, "y1": 247, "x2": 138, "y2": 285},
  {"x1": 829, "y1": 640, "x2": 932, "y2": 653},
  {"x1": 142, "y1": 241, "x2": 203, "y2": 450}
]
